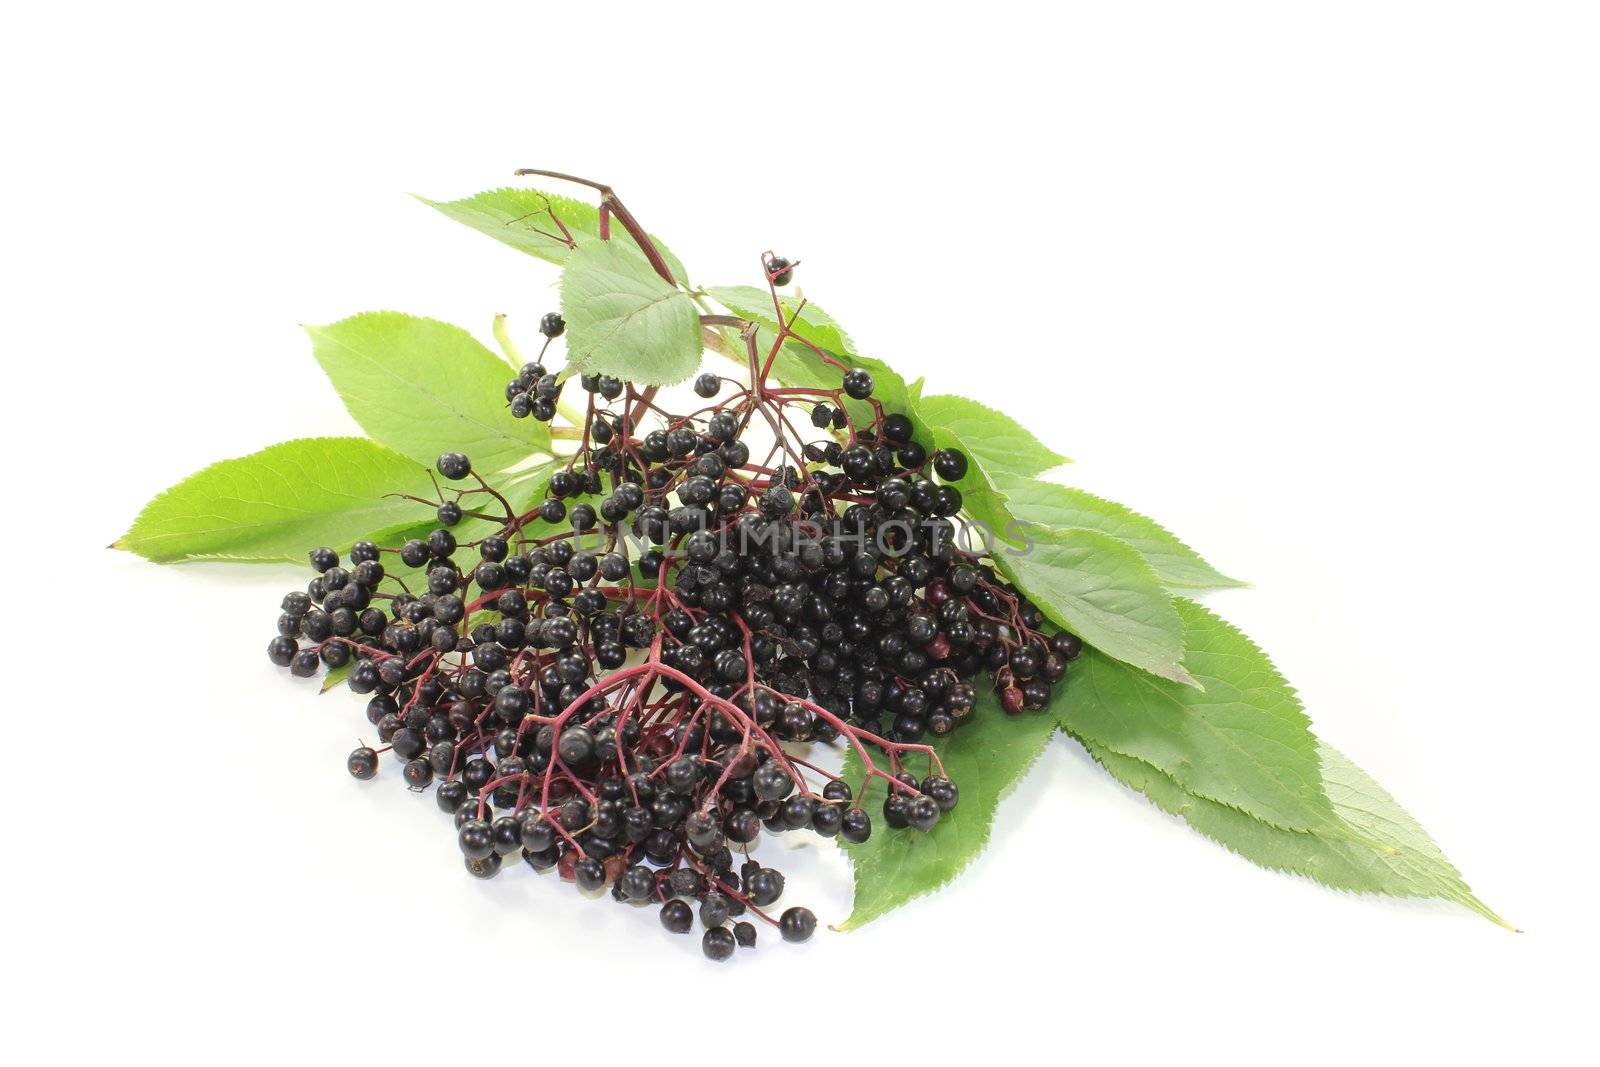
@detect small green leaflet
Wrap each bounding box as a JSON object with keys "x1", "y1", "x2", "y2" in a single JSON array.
[
  {"x1": 417, "y1": 187, "x2": 691, "y2": 283},
  {"x1": 562, "y1": 241, "x2": 703, "y2": 386},
  {"x1": 1075, "y1": 737, "x2": 1510, "y2": 928},
  {"x1": 304, "y1": 312, "x2": 549, "y2": 474},
  {"x1": 703, "y1": 286, "x2": 912, "y2": 421},
  {"x1": 984, "y1": 472, "x2": 1243, "y2": 592},
  {"x1": 913, "y1": 393, "x2": 1068, "y2": 482},
  {"x1": 1055, "y1": 598, "x2": 1338, "y2": 834},
  {"x1": 838, "y1": 688, "x2": 1058, "y2": 930},
  {"x1": 116, "y1": 437, "x2": 438, "y2": 563},
  {"x1": 994, "y1": 527, "x2": 1197, "y2": 687},
  {"x1": 319, "y1": 660, "x2": 353, "y2": 693}
]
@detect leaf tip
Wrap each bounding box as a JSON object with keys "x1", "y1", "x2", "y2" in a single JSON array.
[{"x1": 1156, "y1": 662, "x2": 1204, "y2": 690}]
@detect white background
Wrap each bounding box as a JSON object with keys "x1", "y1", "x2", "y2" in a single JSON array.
[{"x1": 4, "y1": 2, "x2": 1596, "y2": 1062}]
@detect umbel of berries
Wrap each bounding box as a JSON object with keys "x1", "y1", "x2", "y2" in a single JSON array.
[
  {"x1": 120, "y1": 169, "x2": 1510, "y2": 948},
  {"x1": 260, "y1": 241, "x2": 1084, "y2": 957}
]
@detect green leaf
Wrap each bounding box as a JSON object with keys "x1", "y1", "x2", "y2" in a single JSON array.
[
  {"x1": 1076, "y1": 737, "x2": 1510, "y2": 929},
  {"x1": 117, "y1": 437, "x2": 437, "y2": 563},
  {"x1": 1055, "y1": 598, "x2": 1339, "y2": 834},
  {"x1": 561, "y1": 241, "x2": 703, "y2": 386},
  {"x1": 913, "y1": 394, "x2": 1068, "y2": 482},
  {"x1": 986, "y1": 472, "x2": 1242, "y2": 592},
  {"x1": 838, "y1": 690, "x2": 1058, "y2": 930},
  {"x1": 993, "y1": 527, "x2": 1196, "y2": 687},
  {"x1": 417, "y1": 187, "x2": 690, "y2": 282},
  {"x1": 303, "y1": 313, "x2": 549, "y2": 474},
  {"x1": 704, "y1": 286, "x2": 913, "y2": 422},
  {"x1": 319, "y1": 661, "x2": 354, "y2": 693}
]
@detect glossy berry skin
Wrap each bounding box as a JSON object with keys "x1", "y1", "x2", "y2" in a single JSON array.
[
  {"x1": 267, "y1": 636, "x2": 298, "y2": 666},
  {"x1": 745, "y1": 868, "x2": 784, "y2": 906},
  {"x1": 702, "y1": 926, "x2": 737, "y2": 961},
  {"x1": 346, "y1": 747, "x2": 378, "y2": 780},
  {"x1": 932, "y1": 448, "x2": 968, "y2": 481},
  {"x1": 779, "y1": 906, "x2": 817, "y2": 943},
  {"x1": 842, "y1": 369, "x2": 874, "y2": 400},
  {"x1": 922, "y1": 775, "x2": 960, "y2": 812},
  {"x1": 619, "y1": 865, "x2": 656, "y2": 901},
  {"x1": 840, "y1": 807, "x2": 872, "y2": 843},
  {"x1": 882, "y1": 793, "x2": 911, "y2": 829},
  {"x1": 436, "y1": 779, "x2": 468, "y2": 813},
  {"x1": 766, "y1": 256, "x2": 794, "y2": 286},
  {"x1": 907, "y1": 795, "x2": 941, "y2": 832},
  {"x1": 811, "y1": 803, "x2": 843, "y2": 837},
  {"x1": 573, "y1": 857, "x2": 606, "y2": 891},
  {"x1": 660, "y1": 899, "x2": 694, "y2": 933},
  {"x1": 752, "y1": 761, "x2": 794, "y2": 802},
  {"x1": 436, "y1": 451, "x2": 472, "y2": 480},
  {"x1": 402, "y1": 759, "x2": 434, "y2": 790},
  {"x1": 1052, "y1": 632, "x2": 1084, "y2": 660},
  {"x1": 540, "y1": 312, "x2": 565, "y2": 338},
  {"x1": 880, "y1": 413, "x2": 913, "y2": 443},
  {"x1": 491, "y1": 816, "x2": 523, "y2": 855},
  {"x1": 457, "y1": 819, "x2": 495, "y2": 861},
  {"x1": 694, "y1": 373, "x2": 721, "y2": 398}
]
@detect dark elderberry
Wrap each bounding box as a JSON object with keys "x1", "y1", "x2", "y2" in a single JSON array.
[
  {"x1": 267, "y1": 636, "x2": 298, "y2": 666},
  {"x1": 457, "y1": 819, "x2": 494, "y2": 861},
  {"x1": 779, "y1": 906, "x2": 817, "y2": 943},
  {"x1": 842, "y1": 369, "x2": 874, "y2": 400},
  {"x1": 436, "y1": 451, "x2": 472, "y2": 480},
  {"x1": 660, "y1": 899, "x2": 694, "y2": 934},
  {"x1": 766, "y1": 255, "x2": 794, "y2": 286},
  {"x1": 347, "y1": 746, "x2": 378, "y2": 780},
  {"x1": 465, "y1": 853, "x2": 503, "y2": 879},
  {"x1": 840, "y1": 807, "x2": 873, "y2": 843},
  {"x1": 257, "y1": 257, "x2": 1090, "y2": 960},
  {"x1": 573, "y1": 857, "x2": 606, "y2": 891},
  {"x1": 932, "y1": 448, "x2": 968, "y2": 481},
  {"x1": 702, "y1": 926, "x2": 737, "y2": 961}
]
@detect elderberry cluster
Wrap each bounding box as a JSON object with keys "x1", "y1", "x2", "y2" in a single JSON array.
[{"x1": 266, "y1": 295, "x2": 1080, "y2": 959}]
